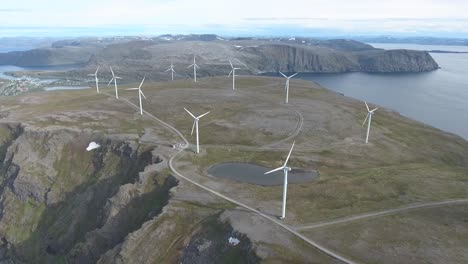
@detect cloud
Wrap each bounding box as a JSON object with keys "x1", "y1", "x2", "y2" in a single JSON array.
[
  {"x1": 0, "y1": 8, "x2": 30, "y2": 12},
  {"x1": 1, "y1": 0, "x2": 468, "y2": 37}
]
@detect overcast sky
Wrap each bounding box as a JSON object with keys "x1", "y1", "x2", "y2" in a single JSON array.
[{"x1": 2, "y1": 0, "x2": 468, "y2": 37}]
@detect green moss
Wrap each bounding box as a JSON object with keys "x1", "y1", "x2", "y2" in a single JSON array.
[{"x1": 4, "y1": 196, "x2": 45, "y2": 243}]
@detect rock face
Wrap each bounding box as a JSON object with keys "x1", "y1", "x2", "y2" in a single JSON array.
[
  {"x1": 0, "y1": 47, "x2": 96, "y2": 67},
  {"x1": 356, "y1": 49, "x2": 439, "y2": 72},
  {"x1": 0, "y1": 123, "x2": 177, "y2": 263},
  {"x1": 179, "y1": 218, "x2": 260, "y2": 264},
  {"x1": 0, "y1": 123, "x2": 260, "y2": 264},
  {"x1": 0, "y1": 37, "x2": 439, "y2": 80},
  {"x1": 250, "y1": 44, "x2": 361, "y2": 73}
]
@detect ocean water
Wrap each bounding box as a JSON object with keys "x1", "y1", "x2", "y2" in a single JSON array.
[{"x1": 298, "y1": 44, "x2": 468, "y2": 140}]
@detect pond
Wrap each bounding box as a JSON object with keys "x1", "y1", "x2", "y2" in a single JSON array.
[{"x1": 207, "y1": 162, "x2": 318, "y2": 186}]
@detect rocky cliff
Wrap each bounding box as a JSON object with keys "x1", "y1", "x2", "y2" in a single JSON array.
[
  {"x1": 0, "y1": 37, "x2": 439, "y2": 81},
  {"x1": 0, "y1": 122, "x2": 261, "y2": 264},
  {"x1": 0, "y1": 123, "x2": 175, "y2": 263},
  {"x1": 356, "y1": 49, "x2": 439, "y2": 72}
]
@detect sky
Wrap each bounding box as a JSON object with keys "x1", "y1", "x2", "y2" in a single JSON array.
[{"x1": 2, "y1": 0, "x2": 468, "y2": 37}]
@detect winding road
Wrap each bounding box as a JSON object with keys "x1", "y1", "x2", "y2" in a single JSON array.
[
  {"x1": 106, "y1": 87, "x2": 468, "y2": 264},
  {"x1": 105, "y1": 92, "x2": 358, "y2": 264},
  {"x1": 295, "y1": 198, "x2": 468, "y2": 231}
]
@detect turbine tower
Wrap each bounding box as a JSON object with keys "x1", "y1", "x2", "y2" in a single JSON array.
[
  {"x1": 108, "y1": 67, "x2": 122, "y2": 99},
  {"x1": 165, "y1": 62, "x2": 176, "y2": 81},
  {"x1": 187, "y1": 55, "x2": 200, "y2": 82},
  {"x1": 265, "y1": 141, "x2": 295, "y2": 220},
  {"x1": 184, "y1": 108, "x2": 210, "y2": 154},
  {"x1": 87, "y1": 66, "x2": 100, "y2": 93},
  {"x1": 279, "y1": 72, "x2": 298, "y2": 104},
  {"x1": 362, "y1": 102, "x2": 378, "y2": 144},
  {"x1": 228, "y1": 59, "x2": 241, "y2": 90},
  {"x1": 126, "y1": 77, "x2": 147, "y2": 115}
]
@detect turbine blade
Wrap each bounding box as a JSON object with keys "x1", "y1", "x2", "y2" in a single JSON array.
[
  {"x1": 87, "y1": 74, "x2": 94, "y2": 76},
  {"x1": 191, "y1": 121, "x2": 196, "y2": 135},
  {"x1": 228, "y1": 70, "x2": 233, "y2": 77},
  {"x1": 370, "y1": 108, "x2": 378, "y2": 113},
  {"x1": 365, "y1": 101, "x2": 370, "y2": 112},
  {"x1": 107, "y1": 78, "x2": 114, "y2": 86},
  {"x1": 188, "y1": 64, "x2": 194, "y2": 68},
  {"x1": 115, "y1": 76, "x2": 122, "y2": 79},
  {"x1": 95, "y1": 66, "x2": 100, "y2": 74},
  {"x1": 279, "y1": 71, "x2": 287, "y2": 78},
  {"x1": 265, "y1": 166, "x2": 284, "y2": 175},
  {"x1": 195, "y1": 64, "x2": 200, "y2": 68},
  {"x1": 362, "y1": 113, "x2": 369, "y2": 126},
  {"x1": 110, "y1": 67, "x2": 115, "y2": 77},
  {"x1": 229, "y1": 59, "x2": 233, "y2": 68},
  {"x1": 184, "y1": 108, "x2": 196, "y2": 119},
  {"x1": 197, "y1": 111, "x2": 210, "y2": 119},
  {"x1": 126, "y1": 88, "x2": 139, "y2": 90},
  {"x1": 138, "y1": 76, "x2": 145, "y2": 89},
  {"x1": 140, "y1": 90, "x2": 147, "y2": 99},
  {"x1": 165, "y1": 68, "x2": 171, "y2": 72},
  {"x1": 283, "y1": 141, "x2": 295, "y2": 167},
  {"x1": 290, "y1": 72, "x2": 298, "y2": 78}
]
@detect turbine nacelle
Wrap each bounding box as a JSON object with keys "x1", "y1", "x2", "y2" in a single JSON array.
[
  {"x1": 264, "y1": 141, "x2": 295, "y2": 220},
  {"x1": 184, "y1": 107, "x2": 210, "y2": 153},
  {"x1": 362, "y1": 101, "x2": 378, "y2": 126},
  {"x1": 108, "y1": 67, "x2": 122, "y2": 86},
  {"x1": 125, "y1": 77, "x2": 146, "y2": 98},
  {"x1": 279, "y1": 71, "x2": 298, "y2": 80},
  {"x1": 264, "y1": 141, "x2": 295, "y2": 175}
]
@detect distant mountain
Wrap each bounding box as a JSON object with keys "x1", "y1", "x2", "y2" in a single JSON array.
[
  {"x1": 0, "y1": 35, "x2": 439, "y2": 80},
  {"x1": 352, "y1": 36, "x2": 468, "y2": 46}
]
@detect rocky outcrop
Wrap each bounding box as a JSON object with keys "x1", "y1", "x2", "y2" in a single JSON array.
[
  {"x1": 0, "y1": 38, "x2": 439, "y2": 78},
  {"x1": 0, "y1": 47, "x2": 96, "y2": 67},
  {"x1": 356, "y1": 49, "x2": 439, "y2": 72},
  {"x1": 249, "y1": 44, "x2": 361, "y2": 73},
  {"x1": 248, "y1": 44, "x2": 438, "y2": 73},
  {"x1": 0, "y1": 124, "x2": 178, "y2": 263},
  {"x1": 179, "y1": 217, "x2": 260, "y2": 264}
]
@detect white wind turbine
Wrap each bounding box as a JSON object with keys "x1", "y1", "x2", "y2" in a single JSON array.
[
  {"x1": 264, "y1": 141, "x2": 295, "y2": 220},
  {"x1": 165, "y1": 62, "x2": 176, "y2": 81},
  {"x1": 187, "y1": 55, "x2": 200, "y2": 82},
  {"x1": 228, "y1": 59, "x2": 241, "y2": 90},
  {"x1": 87, "y1": 66, "x2": 100, "y2": 93},
  {"x1": 184, "y1": 108, "x2": 210, "y2": 154},
  {"x1": 362, "y1": 102, "x2": 378, "y2": 144},
  {"x1": 126, "y1": 77, "x2": 147, "y2": 115},
  {"x1": 279, "y1": 72, "x2": 298, "y2": 104},
  {"x1": 108, "y1": 67, "x2": 122, "y2": 99}
]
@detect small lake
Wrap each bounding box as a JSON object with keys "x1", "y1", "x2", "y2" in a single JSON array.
[{"x1": 208, "y1": 162, "x2": 318, "y2": 186}]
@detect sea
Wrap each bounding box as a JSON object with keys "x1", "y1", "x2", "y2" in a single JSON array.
[{"x1": 298, "y1": 43, "x2": 468, "y2": 140}]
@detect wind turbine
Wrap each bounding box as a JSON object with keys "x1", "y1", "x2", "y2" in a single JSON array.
[
  {"x1": 228, "y1": 59, "x2": 241, "y2": 90},
  {"x1": 184, "y1": 108, "x2": 210, "y2": 154},
  {"x1": 362, "y1": 102, "x2": 378, "y2": 144},
  {"x1": 279, "y1": 72, "x2": 298, "y2": 104},
  {"x1": 87, "y1": 66, "x2": 100, "y2": 93},
  {"x1": 265, "y1": 141, "x2": 295, "y2": 220},
  {"x1": 165, "y1": 62, "x2": 176, "y2": 81},
  {"x1": 108, "y1": 67, "x2": 122, "y2": 99},
  {"x1": 126, "y1": 77, "x2": 146, "y2": 115},
  {"x1": 187, "y1": 55, "x2": 200, "y2": 82}
]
